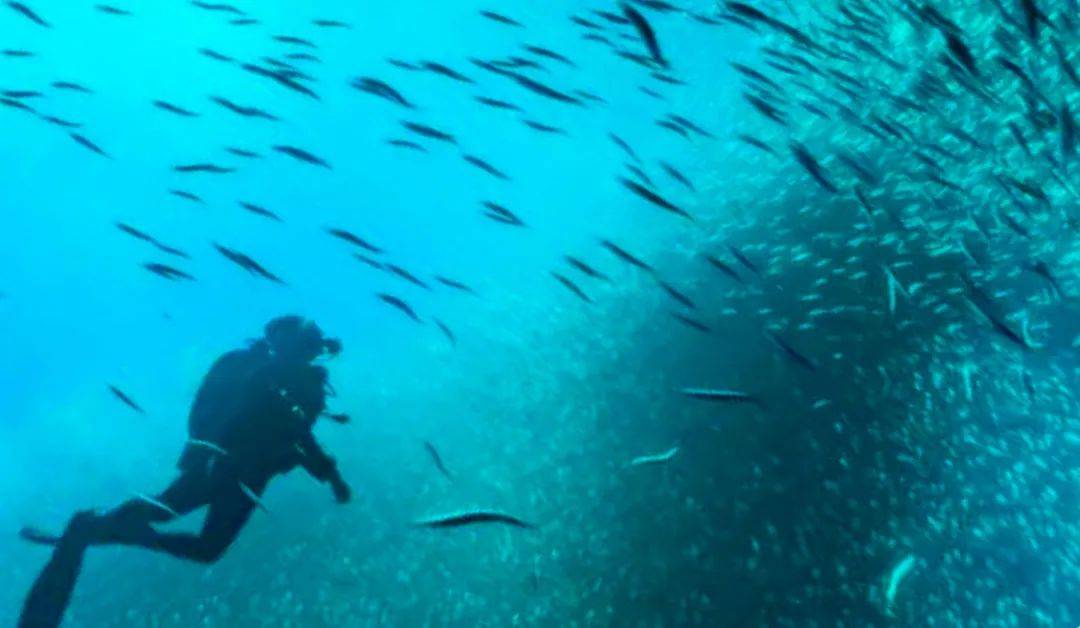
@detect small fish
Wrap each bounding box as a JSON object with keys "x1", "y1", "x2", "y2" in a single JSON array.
[
  {"x1": 789, "y1": 141, "x2": 837, "y2": 193},
  {"x1": 386, "y1": 264, "x2": 429, "y2": 290},
  {"x1": 210, "y1": 96, "x2": 278, "y2": 121},
  {"x1": 214, "y1": 243, "x2": 285, "y2": 284},
  {"x1": 479, "y1": 10, "x2": 523, "y2": 27},
  {"x1": 173, "y1": 163, "x2": 234, "y2": 174},
  {"x1": 704, "y1": 255, "x2": 744, "y2": 284},
  {"x1": 565, "y1": 256, "x2": 609, "y2": 282},
  {"x1": 659, "y1": 161, "x2": 694, "y2": 191},
  {"x1": 433, "y1": 319, "x2": 456, "y2": 346},
  {"x1": 726, "y1": 245, "x2": 760, "y2": 276},
  {"x1": 326, "y1": 228, "x2": 382, "y2": 254},
  {"x1": 671, "y1": 312, "x2": 710, "y2": 333},
  {"x1": 377, "y1": 293, "x2": 422, "y2": 323},
  {"x1": 226, "y1": 147, "x2": 260, "y2": 159},
  {"x1": 169, "y1": 189, "x2": 203, "y2": 203},
  {"x1": 552, "y1": 272, "x2": 592, "y2": 303},
  {"x1": 313, "y1": 19, "x2": 350, "y2": 29},
  {"x1": 621, "y1": 3, "x2": 667, "y2": 68},
  {"x1": 524, "y1": 45, "x2": 576, "y2": 67},
  {"x1": 423, "y1": 441, "x2": 453, "y2": 478},
  {"x1": 144, "y1": 262, "x2": 195, "y2": 281},
  {"x1": 238, "y1": 201, "x2": 282, "y2": 222},
  {"x1": 199, "y1": 49, "x2": 234, "y2": 63},
  {"x1": 153, "y1": 100, "x2": 200, "y2": 117},
  {"x1": 108, "y1": 385, "x2": 144, "y2": 414},
  {"x1": 351, "y1": 77, "x2": 413, "y2": 108},
  {"x1": 416, "y1": 511, "x2": 534, "y2": 529},
  {"x1": 273, "y1": 145, "x2": 331, "y2": 169},
  {"x1": 273, "y1": 34, "x2": 317, "y2": 48},
  {"x1": 601, "y1": 239, "x2": 652, "y2": 272},
  {"x1": 6, "y1": 2, "x2": 49, "y2": 27},
  {"x1": 657, "y1": 279, "x2": 695, "y2": 309},
  {"x1": 610, "y1": 133, "x2": 641, "y2": 163},
  {"x1": 69, "y1": 133, "x2": 108, "y2": 158},
  {"x1": 387, "y1": 139, "x2": 426, "y2": 152},
  {"x1": 766, "y1": 330, "x2": 818, "y2": 371},
  {"x1": 402, "y1": 121, "x2": 456, "y2": 144},
  {"x1": 482, "y1": 201, "x2": 526, "y2": 227},
  {"x1": 435, "y1": 276, "x2": 475, "y2": 294},
  {"x1": 475, "y1": 96, "x2": 521, "y2": 111},
  {"x1": 463, "y1": 154, "x2": 509, "y2": 180},
  {"x1": 191, "y1": 1, "x2": 245, "y2": 15},
  {"x1": 421, "y1": 61, "x2": 473, "y2": 84},
  {"x1": 241, "y1": 63, "x2": 320, "y2": 100},
  {"x1": 629, "y1": 446, "x2": 678, "y2": 466},
  {"x1": 680, "y1": 388, "x2": 758, "y2": 404},
  {"x1": 523, "y1": 120, "x2": 565, "y2": 134},
  {"x1": 52, "y1": 81, "x2": 92, "y2": 93},
  {"x1": 620, "y1": 178, "x2": 695, "y2": 222},
  {"x1": 2, "y1": 50, "x2": 35, "y2": 57},
  {"x1": 96, "y1": 5, "x2": 131, "y2": 16}
]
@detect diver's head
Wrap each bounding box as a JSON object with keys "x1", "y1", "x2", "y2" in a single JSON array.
[{"x1": 264, "y1": 315, "x2": 341, "y2": 363}]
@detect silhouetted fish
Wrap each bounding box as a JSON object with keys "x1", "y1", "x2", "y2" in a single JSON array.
[
  {"x1": 191, "y1": 1, "x2": 244, "y2": 14},
  {"x1": 386, "y1": 264, "x2": 430, "y2": 290},
  {"x1": 174, "y1": 163, "x2": 234, "y2": 174},
  {"x1": 169, "y1": 190, "x2": 203, "y2": 203},
  {"x1": 552, "y1": 272, "x2": 592, "y2": 303},
  {"x1": 620, "y1": 178, "x2": 694, "y2": 222},
  {"x1": 416, "y1": 511, "x2": 534, "y2": 529},
  {"x1": 565, "y1": 256, "x2": 609, "y2": 282},
  {"x1": 789, "y1": 141, "x2": 837, "y2": 193},
  {"x1": 210, "y1": 96, "x2": 277, "y2": 120},
  {"x1": 238, "y1": 201, "x2": 282, "y2": 222},
  {"x1": 621, "y1": 3, "x2": 666, "y2": 68},
  {"x1": 69, "y1": 133, "x2": 108, "y2": 157},
  {"x1": 659, "y1": 161, "x2": 694, "y2": 191},
  {"x1": 766, "y1": 330, "x2": 818, "y2": 371},
  {"x1": 273, "y1": 145, "x2": 331, "y2": 168},
  {"x1": 351, "y1": 77, "x2": 413, "y2": 108},
  {"x1": 463, "y1": 155, "x2": 509, "y2": 180},
  {"x1": 226, "y1": 147, "x2": 260, "y2": 159},
  {"x1": 326, "y1": 228, "x2": 382, "y2": 254},
  {"x1": 523, "y1": 120, "x2": 565, "y2": 134},
  {"x1": 424, "y1": 441, "x2": 453, "y2": 478},
  {"x1": 214, "y1": 243, "x2": 285, "y2": 284},
  {"x1": 199, "y1": 49, "x2": 234, "y2": 63},
  {"x1": 402, "y1": 121, "x2": 455, "y2": 144},
  {"x1": 475, "y1": 96, "x2": 521, "y2": 111},
  {"x1": 313, "y1": 19, "x2": 350, "y2": 29},
  {"x1": 153, "y1": 100, "x2": 200, "y2": 117},
  {"x1": 433, "y1": 319, "x2": 456, "y2": 346},
  {"x1": 52, "y1": 81, "x2": 92, "y2": 93},
  {"x1": 421, "y1": 61, "x2": 473, "y2": 84},
  {"x1": 601, "y1": 239, "x2": 652, "y2": 272},
  {"x1": 144, "y1": 262, "x2": 195, "y2": 281},
  {"x1": 482, "y1": 201, "x2": 525, "y2": 226},
  {"x1": 108, "y1": 385, "x2": 145, "y2": 413},
  {"x1": 377, "y1": 293, "x2": 421, "y2": 323},
  {"x1": 479, "y1": 10, "x2": 522, "y2": 27},
  {"x1": 435, "y1": 276, "x2": 475, "y2": 294},
  {"x1": 6, "y1": 2, "x2": 49, "y2": 27},
  {"x1": 96, "y1": 5, "x2": 131, "y2": 16},
  {"x1": 671, "y1": 312, "x2": 710, "y2": 333}
]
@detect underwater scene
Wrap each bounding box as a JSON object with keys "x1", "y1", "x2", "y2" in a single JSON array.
[{"x1": 2, "y1": 0, "x2": 1079, "y2": 626}]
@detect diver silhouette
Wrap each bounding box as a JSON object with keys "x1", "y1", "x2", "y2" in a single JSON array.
[{"x1": 18, "y1": 316, "x2": 352, "y2": 628}]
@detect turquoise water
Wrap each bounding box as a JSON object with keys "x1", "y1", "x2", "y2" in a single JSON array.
[{"x1": 3, "y1": 0, "x2": 1080, "y2": 626}]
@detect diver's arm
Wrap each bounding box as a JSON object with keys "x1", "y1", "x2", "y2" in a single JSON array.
[{"x1": 296, "y1": 433, "x2": 351, "y2": 503}]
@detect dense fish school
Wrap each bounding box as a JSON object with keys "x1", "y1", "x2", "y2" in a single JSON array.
[{"x1": 2, "y1": 0, "x2": 1080, "y2": 626}]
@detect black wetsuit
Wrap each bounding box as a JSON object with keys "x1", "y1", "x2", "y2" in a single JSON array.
[{"x1": 19, "y1": 346, "x2": 341, "y2": 628}]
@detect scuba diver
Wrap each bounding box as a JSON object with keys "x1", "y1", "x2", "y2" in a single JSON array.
[{"x1": 18, "y1": 316, "x2": 352, "y2": 628}]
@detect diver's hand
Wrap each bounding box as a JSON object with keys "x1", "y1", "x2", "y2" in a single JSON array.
[{"x1": 330, "y1": 476, "x2": 351, "y2": 504}]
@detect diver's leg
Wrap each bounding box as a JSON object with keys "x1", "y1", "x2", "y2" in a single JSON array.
[
  {"x1": 19, "y1": 471, "x2": 211, "y2": 548},
  {"x1": 17, "y1": 511, "x2": 95, "y2": 628},
  {"x1": 145, "y1": 481, "x2": 258, "y2": 563}
]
